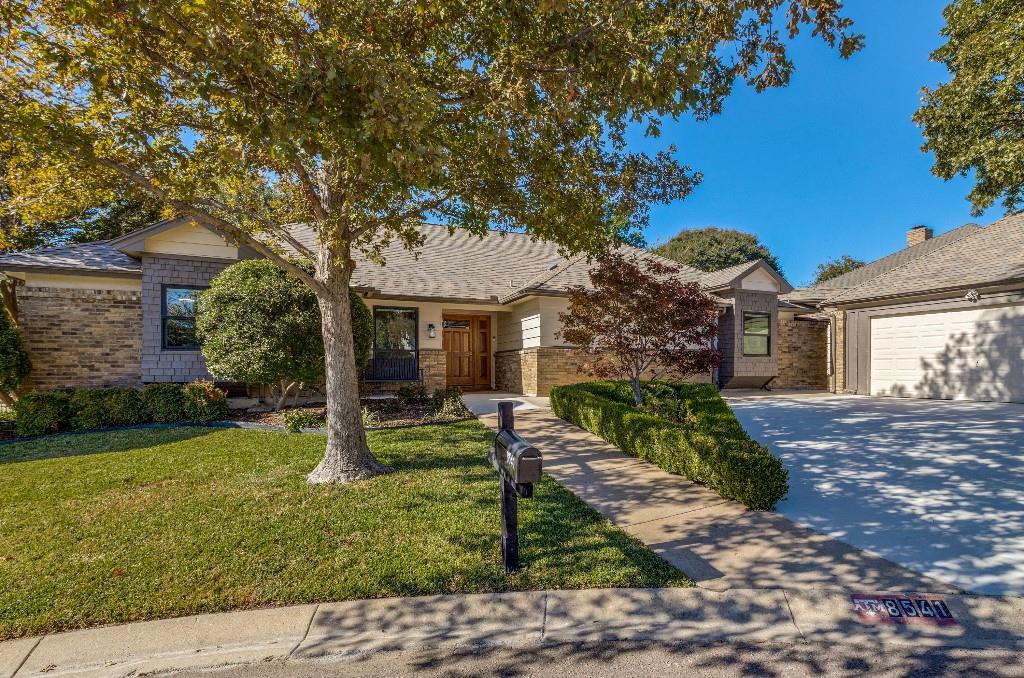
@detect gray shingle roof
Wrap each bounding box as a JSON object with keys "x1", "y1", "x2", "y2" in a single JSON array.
[
  {"x1": 787, "y1": 223, "x2": 982, "y2": 304},
  {"x1": 0, "y1": 240, "x2": 142, "y2": 275},
  {"x1": 497, "y1": 246, "x2": 706, "y2": 303},
  {"x1": 0, "y1": 221, "x2": 793, "y2": 304},
  {"x1": 826, "y1": 213, "x2": 1024, "y2": 304},
  {"x1": 348, "y1": 225, "x2": 567, "y2": 302}
]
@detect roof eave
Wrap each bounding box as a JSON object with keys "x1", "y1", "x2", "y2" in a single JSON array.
[
  {"x1": 824, "y1": 276, "x2": 1024, "y2": 308},
  {"x1": 1, "y1": 265, "x2": 142, "y2": 278}
]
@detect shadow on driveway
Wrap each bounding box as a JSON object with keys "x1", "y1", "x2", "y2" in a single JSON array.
[{"x1": 727, "y1": 394, "x2": 1024, "y2": 595}]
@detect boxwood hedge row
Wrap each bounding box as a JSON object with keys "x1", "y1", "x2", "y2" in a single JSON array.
[
  {"x1": 549, "y1": 381, "x2": 788, "y2": 510},
  {"x1": 13, "y1": 381, "x2": 229, "y2": 437}
]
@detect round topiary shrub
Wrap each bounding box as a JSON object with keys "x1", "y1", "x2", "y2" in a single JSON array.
[{"x1": 196, "y1": 260, "x2": 372, "y2": 409}]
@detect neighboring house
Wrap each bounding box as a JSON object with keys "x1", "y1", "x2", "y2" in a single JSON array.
[
  {"x1": 0, "y1": 218, "x2": 809, "y2": 397},
  {"x1": 787, "y1": 214, "x2": 1024, "y2": 403}
]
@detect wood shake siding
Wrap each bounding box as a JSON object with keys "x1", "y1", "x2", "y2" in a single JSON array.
[{"x1": 141, "y1": 256, "x2": 229, "y2": 383}]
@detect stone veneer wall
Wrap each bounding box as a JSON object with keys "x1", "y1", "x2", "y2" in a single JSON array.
[
  {"x1": 17, "y1": 285, "x2": 142, "y2": 390},
  {"x1": 141, "y1": 256, "x2": 229, "y2": 383},
  {"x1": 496, "y1": 347, "x2": 587, "y2": 396},
  {"x1": 497, "y1": 347, "x2": 710, "y2": 396},
  {"x1": 774, "y1": 314, "x2": 828, "y2": 389},
  {"x1": 419, "y1": 348, "x2": 447, "y2": 392}
]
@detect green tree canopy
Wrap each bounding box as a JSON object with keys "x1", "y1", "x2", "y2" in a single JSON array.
[
  {"x1": 653, "y1": 227, "x2": 783, "y2": 274},
  {"x1": 0, "y1": 307, "x2": 30, "y2": 405},
  {"x1": 0, "y1": 0, "x2": 859, "y2": 482},
  {"x1": 812, "y1": 254, "x2": 865, "y2": 285},
  {"x1": 915, "y1": 0, "x2": 1024, "y2": 214},
  {"x1": 196, "y1": 260, "x2": 371, "y2": 408},
  {"x1": 1, "y1": 151, "x2": 162, "y2": 252}
]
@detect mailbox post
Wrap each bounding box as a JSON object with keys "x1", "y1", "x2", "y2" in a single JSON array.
[{"x1": 488, "y1": 401, "x2": 542, "y2": 572}]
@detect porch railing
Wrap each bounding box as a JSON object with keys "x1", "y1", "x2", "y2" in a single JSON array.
[{"x1": 362, "y1": 350, "x2": 421, "y2": 382}]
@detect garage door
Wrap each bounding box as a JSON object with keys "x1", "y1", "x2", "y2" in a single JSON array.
[{"x1": 870, "y1": 304, "x2": 1024, "y2": 403}]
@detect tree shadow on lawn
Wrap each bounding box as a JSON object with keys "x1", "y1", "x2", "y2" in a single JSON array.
[{"x1": 0, "y1": 425, "x2": 222, "y2": 465}]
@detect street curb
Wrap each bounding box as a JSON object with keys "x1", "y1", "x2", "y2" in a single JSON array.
[{"x1": 3, "y1": 588, "x2": 1022, "y2": 677}]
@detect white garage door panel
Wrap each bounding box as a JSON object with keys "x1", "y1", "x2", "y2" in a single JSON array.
[{"x1": 870, "y1": 304, "x2": 1024, "y2": 403}]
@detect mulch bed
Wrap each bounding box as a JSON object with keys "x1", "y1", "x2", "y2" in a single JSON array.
[{"x1": 230, "y1": 401, "x2": 469, "y2": 429}]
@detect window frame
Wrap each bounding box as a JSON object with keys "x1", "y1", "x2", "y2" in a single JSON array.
[
  {"x1": 741, "y1": 311, "x2": 772, "y2": 357},
  {"x1": 161, "y1": 284, "x2": 205, "y2": 351},
  {"x1": 372, "y1": 306, "x2": 419, "y2": 354}
]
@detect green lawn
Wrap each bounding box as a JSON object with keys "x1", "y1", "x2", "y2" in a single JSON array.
[{"x1": 0, "y1": 421, "x2": 690, "y2": 639}]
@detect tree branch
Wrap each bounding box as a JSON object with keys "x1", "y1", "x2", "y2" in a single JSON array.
[{"x1": 88, "y1": 155, "x2": 328, "y2": 296}]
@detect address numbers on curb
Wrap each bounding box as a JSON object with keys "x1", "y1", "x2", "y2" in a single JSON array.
[{"x1": 851, "y1": 594, "x2": 957, "y2": 626}]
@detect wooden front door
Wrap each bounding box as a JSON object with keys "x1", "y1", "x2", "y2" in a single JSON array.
[{"x1": 443, "y1": 315, "x2": 491, "y2": 389}]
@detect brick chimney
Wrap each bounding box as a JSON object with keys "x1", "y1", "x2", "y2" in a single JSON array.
[{"x1": 907, "y1": 224, "x2": 933, "y2": 248}]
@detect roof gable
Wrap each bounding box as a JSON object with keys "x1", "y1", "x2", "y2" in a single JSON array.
[{"x1": 699, "y1": 259, "x2": 792, "y2": 294}]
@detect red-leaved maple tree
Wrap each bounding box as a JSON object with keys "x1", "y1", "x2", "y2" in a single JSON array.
[{"x1": 559, "y1": 253, "x2": 720, "y2": 405}]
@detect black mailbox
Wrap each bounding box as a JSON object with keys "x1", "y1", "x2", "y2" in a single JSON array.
[
  {"x1": 491, "y1": 429, "x2": 542, "y2": 485},
  {"x1": 490, "y1": 401, "x2": 542, "y2": 572}
]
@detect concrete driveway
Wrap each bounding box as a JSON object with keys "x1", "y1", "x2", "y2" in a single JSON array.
[{"x1": 726, "y1": 393, "x2": 1024, "y2": 595}]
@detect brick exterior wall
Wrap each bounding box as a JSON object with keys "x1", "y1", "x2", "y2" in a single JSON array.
[
  {"x1": 141, "y1": 256, "x2": 229, "y2": 383},
  {"x1": 17, "y1": 285, "x2": 142, "y2": 390},
  {"x1": 774, "y1": 313, "x2": 828, "y2": 389},
  {"x1": 496, "y1": 348, "x2": 533, "y2": 394}
]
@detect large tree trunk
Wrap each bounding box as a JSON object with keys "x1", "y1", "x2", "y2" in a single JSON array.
[{"x1": 306, "y1": 245, "x2": 391, "y2": 484}]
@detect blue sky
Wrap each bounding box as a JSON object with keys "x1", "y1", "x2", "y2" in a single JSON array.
[{"x1": 632, "y1": 0, "x2": 1004, "y2": 287}]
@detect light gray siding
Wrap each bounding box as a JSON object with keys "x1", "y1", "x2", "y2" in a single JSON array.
[
  {"x1": 719, "y1": 290, "x2": 779, "y2": 388},
  {"x1": 141, "y1": 255, "x2": 230, "y2": 383}
]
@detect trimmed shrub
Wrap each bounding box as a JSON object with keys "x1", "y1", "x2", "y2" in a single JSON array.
[
  {"x1": 14, "y1": 391, "x2": 72, "y2": 437},
  {"x1": 396, "y1": 383, "x2": 429, "y2": 406},
  {"x1": 182, "y1": 381, "x2": 229, "y2": 422},
  {"x1": 141, "y1": 383, "x2": 189, "y2": 423},
  {"x1": 70, "y1": 387, "x2": 146, "y2": 430},
  {"x1": 103, "y1": 388, "x2": 147, "y2": 427},
  {"x1": 432, "y1": 386, "x2": 468, "y2": 418},
  {"x1": 282, "y1": 408, "x2": 325, "y2": 433},
  {"x1": 550, "y1": 381, "x2": 788, "y2": 510}
]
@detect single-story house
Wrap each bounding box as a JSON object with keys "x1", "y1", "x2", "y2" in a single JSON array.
[
  {"x1": 786, "y1": 213, "x2": 1024, "y2": 403},
  {"x1": 0, "y1": 218, "x2": 814, "y2": 397}
]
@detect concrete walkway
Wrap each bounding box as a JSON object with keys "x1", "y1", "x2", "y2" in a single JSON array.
[
  {"x1": 3, "y1": 588, "x2": 1023, "y2": 677},
  {"x1": 470, "y1": 398, "x2": 952, "y2": 594}
]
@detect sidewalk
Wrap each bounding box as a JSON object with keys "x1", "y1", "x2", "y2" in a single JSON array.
[
  {"x1": 3, "y1": 588, "x2": 1023, "y2": 677},
  {"x1": 474, "y1": 402, "x2": 952, "y2": 593}
]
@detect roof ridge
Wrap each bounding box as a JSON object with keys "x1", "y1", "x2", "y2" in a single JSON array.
[
  {"x1": 809, "y1": 222, "x2": 980, "y2": 292},
  {"x1": 824, "y1": 222, "x2": 989, "y2": 304}
]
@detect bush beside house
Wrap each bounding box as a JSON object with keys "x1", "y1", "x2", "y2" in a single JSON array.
[
  {"x1": 14, "y1": 381, "x2": 228, "y2": 437},
  {"x1": 550, "y1": 381, "x2": 788, "y2": 510}
]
